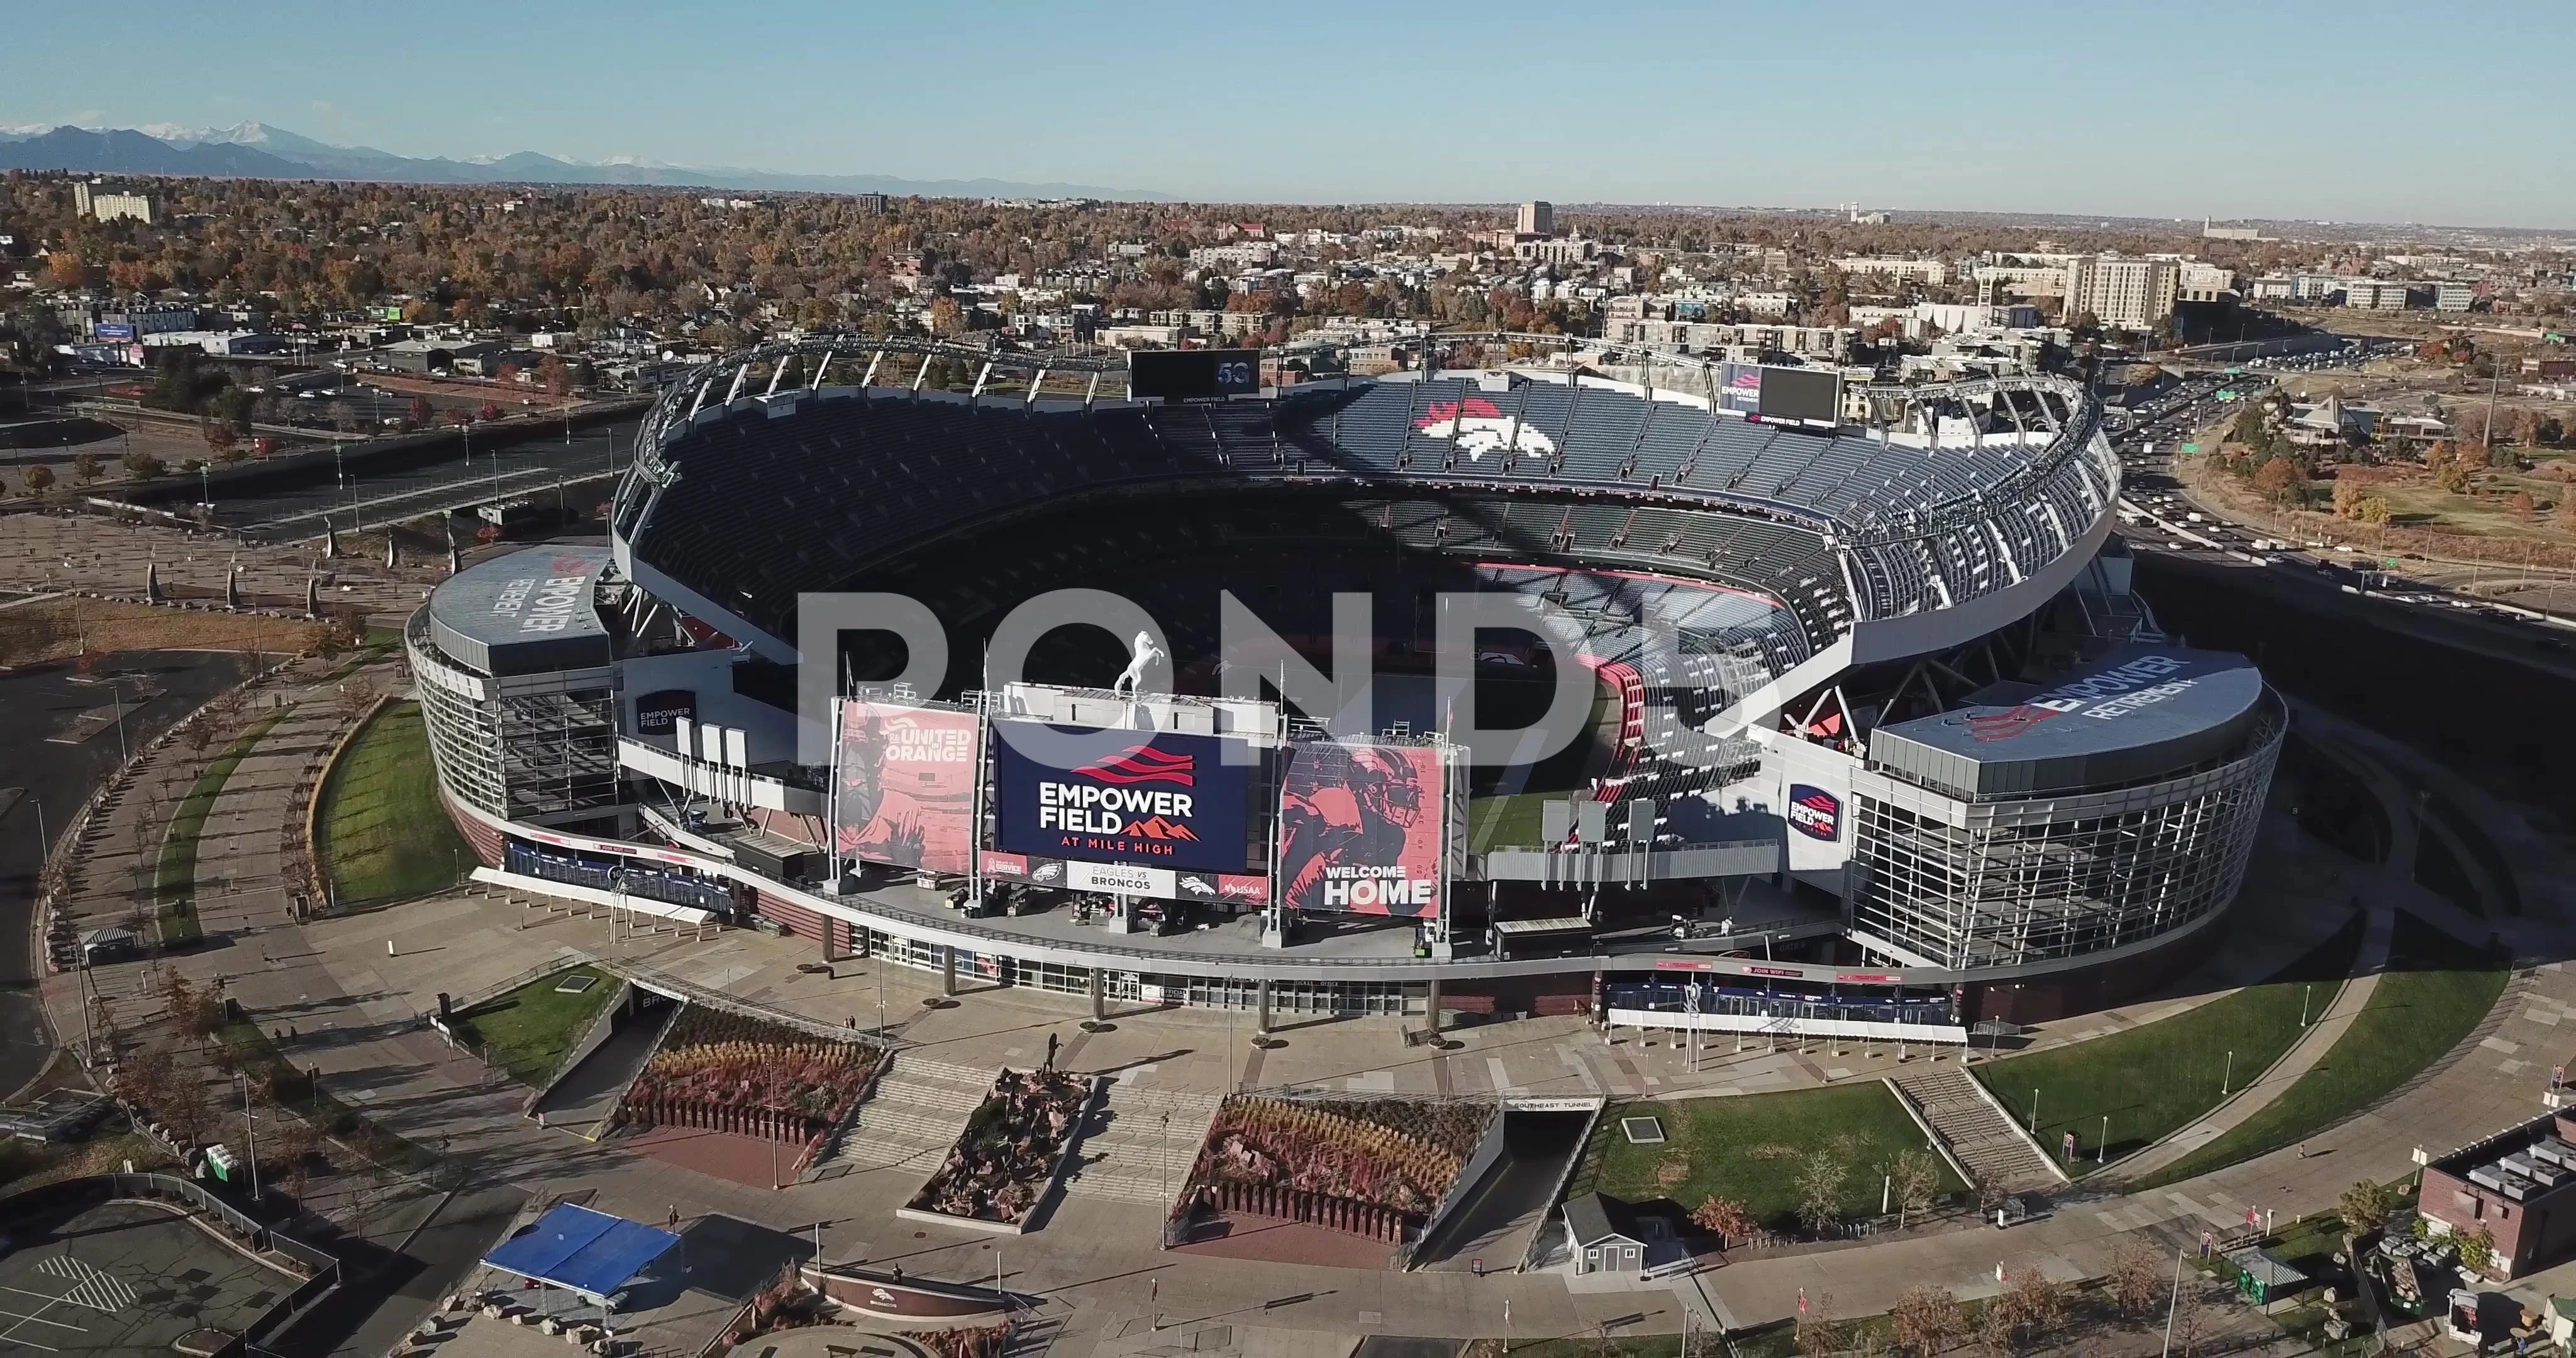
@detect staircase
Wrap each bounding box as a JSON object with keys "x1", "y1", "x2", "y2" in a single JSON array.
[
  {"x1": 1061, "y1": 1081, "x2": 1221, "y2": 1207},
  {"x1": 1893, "y1": 1066, "x2": 2063, "y2": 1198},
  {"x1": 804, "y1": 1054, "x2": 993, "y2": 1181}
]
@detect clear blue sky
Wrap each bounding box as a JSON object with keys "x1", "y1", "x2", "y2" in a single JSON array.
[{"x1": 7, "y1": 0, "x2": 2569, "y2": 228}]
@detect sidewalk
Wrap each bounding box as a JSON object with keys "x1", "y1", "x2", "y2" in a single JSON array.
[
  {"x1": 0, "y1": 513, "x2": 437, "y2": 622},
  {"x1": 1704, "y1": 709, "x2": 2576, "y2": 1331},
  {"x1": 37, "y1": 657, "x2": 2576, "y2": 1344},
  {"x1": 2109, "y1": 906, "x2": 2390, "y2": 1184}
]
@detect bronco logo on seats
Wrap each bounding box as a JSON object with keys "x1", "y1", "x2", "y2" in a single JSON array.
[{"x1": 1414, "y1": 396, "x2": 1555, "y2": 461}]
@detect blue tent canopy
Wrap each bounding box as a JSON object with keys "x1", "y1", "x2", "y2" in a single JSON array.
[{"x1": 483, "y1": 1204, "x2": 680, "y2": 1305}]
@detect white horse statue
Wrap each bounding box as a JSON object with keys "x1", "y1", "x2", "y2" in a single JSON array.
[{"x1": 1111, "y1": 631, "x2": 1169, "y2": 696}]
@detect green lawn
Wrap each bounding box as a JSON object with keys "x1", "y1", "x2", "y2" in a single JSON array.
[
  {"x1": 453, "y1": 966, "x2": 619, "y2": 1086},
  {"x1": 151, "y1": 709, "x2": 292, "y2": 946},
  {"x1": 1975, "y1": 914, "x2": 2365, "y2": 1169},
  {"x1": 1469, "y1": 792, "x2": 1553, "y2": 851},
  {"x1": 1576, "y1": 1083, "x2": 1968, "y2": 1232},
  {"x1": 2141, "y1": 914, "x2": 2507, "y2": 1187},
  {"x1": 318, "y1": 700, "x2": 473, "y2": 906}
]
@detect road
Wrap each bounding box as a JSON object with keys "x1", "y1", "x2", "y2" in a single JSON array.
[
  {"x1": 2099, "y1": 361, "x2": 2576, "y2": 676},
  {"x1": 206, "y1": 418, "x2": 638, "y2": 544}
]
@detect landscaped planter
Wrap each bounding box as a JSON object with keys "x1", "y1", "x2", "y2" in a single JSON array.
[
  {"x1": 612, "y1": 1004, "x2": 884, "y2": 1175},
  {"x1": 1176, "y1": 1095, "x2": 1496, "y2": 1239},
  {"x1": 899, "y1": 1069, "x2": 1100, "y2": 1235}
]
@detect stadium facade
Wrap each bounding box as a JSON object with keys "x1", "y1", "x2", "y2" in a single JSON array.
[{"x1": 407, "y1": 335, "x2": 2280, "y2": 1031}]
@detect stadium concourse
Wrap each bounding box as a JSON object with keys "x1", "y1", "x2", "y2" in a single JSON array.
[{"x1": 404, "y1": 333, "x2": 2283, "y2": 1039}]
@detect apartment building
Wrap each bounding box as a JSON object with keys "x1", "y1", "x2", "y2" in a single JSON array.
[
  {"x1": 1833, "y1": 257, "x2": 1950, "y2": 285},
  {"x1": 2068, "y1": 257, "x2": 2179, "y2": 331}
]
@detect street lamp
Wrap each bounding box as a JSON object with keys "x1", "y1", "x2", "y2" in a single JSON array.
[{"x1": 235, "y1": 1072, "x2": 262, "y2": 1202}]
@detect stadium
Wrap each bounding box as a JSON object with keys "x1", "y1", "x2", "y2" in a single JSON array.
[{"x1": 406, "y1": 334, "x2": 2282, "y2": 1038}]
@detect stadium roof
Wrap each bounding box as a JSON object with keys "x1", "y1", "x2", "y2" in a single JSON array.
[
  {"x1": 481, "y1": 1203, "x2": 679, "y2": 1305},
  {"x1": 427, "y1": 545, "x2": 613, "y2": 676},
  {"x1": 614, "y1": 363, "x2": 2110, "y2": 666},
  {"x1": 1868, "y1": 644, "x2": 2268, "y2": 799}
]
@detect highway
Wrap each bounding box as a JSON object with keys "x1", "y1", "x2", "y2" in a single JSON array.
[{"x1": 2099, "y1": 359, "x2": 2576, "y2": 680}]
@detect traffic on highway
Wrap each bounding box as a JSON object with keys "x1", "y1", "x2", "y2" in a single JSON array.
[{"x1": 2102, "y1": 350, "x2": 2573, "y2": 653}]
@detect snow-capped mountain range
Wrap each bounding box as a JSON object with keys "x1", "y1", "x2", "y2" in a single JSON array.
[{"x1": 0, "y1": 121, "x2": 1169, "y2": 201}]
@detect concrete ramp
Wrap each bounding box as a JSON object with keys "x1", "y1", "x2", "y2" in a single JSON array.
[{"x1": 533, "y1": 990, "x2": 677, "y2": 1140}]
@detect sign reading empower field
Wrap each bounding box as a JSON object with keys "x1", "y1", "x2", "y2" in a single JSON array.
[
  {"x1": 834, "y1": 700, "x2": 979, "y2": 875},
  {"x1": 991, "y1": 724, "x2": 1251, "y2": 875},
  {"x1": 1277, "y1": 739, "x2": 1446, "y2": 919}
]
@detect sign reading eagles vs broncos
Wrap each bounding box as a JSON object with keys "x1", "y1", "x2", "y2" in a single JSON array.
[{"x1": 991, "y1": 724, "x2": 1252, "y2": 874}]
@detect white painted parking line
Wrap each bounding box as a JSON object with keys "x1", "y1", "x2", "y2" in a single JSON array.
[
  {"x1": 33, "y1": 1255, "x2": 137, "y2": 1312},
  {"x1": 0, "y1": 1284, "x2": 86, "y2": 1353}
]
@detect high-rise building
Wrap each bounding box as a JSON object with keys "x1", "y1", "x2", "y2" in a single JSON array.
[
  {"x1": 2067, "y1": 257, "x2": 2179, "y2": 331},
  {"x1": 73, "y1": 180, "x2": 153, "y2": 225},
  {"x1": 1516, "y1": 201, "x2": 1553, "y2": 237}
]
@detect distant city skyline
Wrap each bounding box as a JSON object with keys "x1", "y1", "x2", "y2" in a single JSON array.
[{"x1": 5, "y1": 0, "x2": 2571, "y2": 229}]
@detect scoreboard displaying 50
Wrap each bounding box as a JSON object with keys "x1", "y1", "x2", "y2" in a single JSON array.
[{"x1": 1128, "y1": 348, "x2": 1262, "y2": 400}]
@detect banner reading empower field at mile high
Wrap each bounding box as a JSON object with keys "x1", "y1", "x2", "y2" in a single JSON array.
[
  {"x1": 834, "y1": 700, "x2": 978, "y2": 875},
  {"x1": 990, "y1": 722, "x2": 1252, "y2": 875},
  {"x1": 1277, "y1": 739, "x2": 1446, "y2": 919}
]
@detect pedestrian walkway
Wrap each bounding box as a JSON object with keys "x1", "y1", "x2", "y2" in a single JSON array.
[
  {"x1": 0, "y1": 513, "x2": 436, "y2": 622},
  {"x1": 805, "y1": 1052, "x2": 992, "y2": 1181},
  {"x1": 1064, "y1": 1080, "x2": 1221, "y2": 1207},
  {"x1": 2112, "y1": 908, "x2": 2394, "y2": 1184},
  {"x1": 1894, "y1": 1066, "x2": 2063, "y2": 1197},
  {"x1": 187, "y1": 696, "x2": 332, "y2": 934}
]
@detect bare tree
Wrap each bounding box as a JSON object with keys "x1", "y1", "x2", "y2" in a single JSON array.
[
  {"x1": 1891, "y1": 1283, "x2": 1968, "y2": 1357},
  {"x1": 113, "y1": 1046, "x2": 179, "y2": 1112},
  {"x1": 1890, "y1": 1149, "x2": 1941, "y2": 1227},
  {"x1": 1796, "y1": 1144, "x2": 1848, "y2": 1235},
  {"x1": 1979, "y1": 1267, "x2": 2065, "y2": 1355},
  {"x1": 269, "y1": 1115, "x2": 325, "y2": 1200},
  {"x1": 157, "y1": 1074, "x2": 216, "y2": 1147},
  {"x1": 336, "y1": 675, "x2": 384, "y2": 725},
  {"x1": 2106, "y1": 1237, "x2": 2166, "y2": 1320}
]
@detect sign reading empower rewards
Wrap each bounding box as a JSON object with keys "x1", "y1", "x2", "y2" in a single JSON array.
[{"x1": 990, "y1": 723, "x2": 1252, "y2": 875}]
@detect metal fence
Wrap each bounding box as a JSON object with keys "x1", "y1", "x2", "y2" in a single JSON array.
[{"x1": 0, "y1": 1171, "x2": 341, "y2": 1354}]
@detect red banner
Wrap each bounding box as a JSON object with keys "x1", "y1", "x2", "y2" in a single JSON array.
[
  {"x1": 835, "y1": 702, "x2": 977, "y2": 875},
  {"x1": 1278, "y1": 740, "x2": 1445, "y2": 919}
]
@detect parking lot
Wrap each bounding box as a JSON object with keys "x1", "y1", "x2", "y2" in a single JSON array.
[{"x1": 0, "y1": 1198, "x2": 301, "y2": 1354}]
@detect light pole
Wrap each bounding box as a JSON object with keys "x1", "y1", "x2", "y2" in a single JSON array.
[
  {"x1": 2221, "y1": 1049, "x2": 2235, "y2": 1098},
  {"x1": 237, "y1": 1073, "x2": 262, "y2": 1202},
  {"x1": 2160, "y1": 1245, "x2": 2184, "y2": 1356}
]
